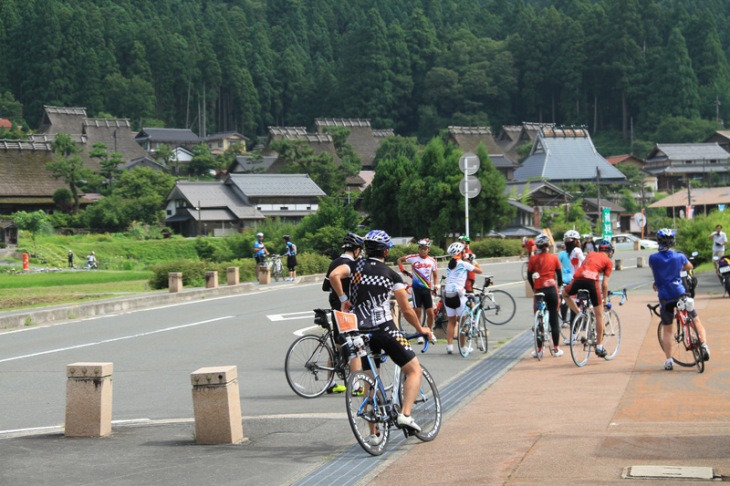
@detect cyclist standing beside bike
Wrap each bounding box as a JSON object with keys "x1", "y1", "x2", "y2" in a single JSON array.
[
  {"x1": 528, "y1": 234, "x2": 564, "y2": 357},
  {"x1": 443, "y1": 241, "x2": 483, "y2": 355},
  {"x1": 397, "y1": 238, "x2": 439, "y2": 342},
  {"x1": 283, "y1": 235, "x2": 298, "y2": 281},
  {"x1": 561, "y1": 238, "x2": 614, "y2": 358},
  {"x1": 329, "y1": 230, "x2": 433, "y2": 434},
  {"x1": 459, "y1": 236, "x2": 477, "y2": 292},
  {"x1": 650, "y1": 228, "x2": 710, "y2": 371},
  {"x1": 253, "y1": 232, "x2": 268, "y2": 265}
]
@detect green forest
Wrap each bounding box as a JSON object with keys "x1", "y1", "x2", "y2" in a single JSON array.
[{"x1": 1, "y1": 0, "x2": 729, "y2": 146}]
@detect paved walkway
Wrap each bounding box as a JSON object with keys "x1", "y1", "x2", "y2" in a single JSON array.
[{"x1": 366, "y1": 290, "x2": 730, "y2": 485}]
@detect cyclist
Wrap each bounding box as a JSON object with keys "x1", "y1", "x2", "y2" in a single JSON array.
[
  {"x1": 581, "y1": 234, "x2": 596, "y2": 254},
  {"x1": 443, "y1": 241, "x2": 483, "y2": 355},
  {"x1": 329, "y1": 230, "x2": 433, "y2": 438},
  {"x1": 253, "y1": 232, "x2": 268, "y2": 265},
  {"x1": 283, "y1": 235, "x2": 298, "y2": 281},
  {"x1": 520, "y1": 236, "x2": 536, "y2": 258},
  {"x1": 561, "y1": 238, "x2": 614, "y2": 358},
  {"x1": 709, "y1": 225, "x2": 728, "y2": 274},
  {"x1": 459, "y1": 235, "x2": 477, "y2": 293},
  {"x1": 528, "y1": 234, "x2": 564, "y2": 357},
  {"x1": 321, "y1": 232, "x2": 364, "y2": 393},
  {"x1": 649, "y1": 228, "x2": 710, "y2": 370},
  {"x1": 397, "y1": 238, "x2": 439, "y2": 343},
  {"x1": 559, "y1": 230, "x2": 585, "y2": 330}
]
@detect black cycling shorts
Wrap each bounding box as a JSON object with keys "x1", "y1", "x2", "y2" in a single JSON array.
[
  {"x1": 411, "y1": 286, "x2": 434, "y2": 310},
  {"x1": 565, "y1": 278, "x2": 602, "y2": 307},
  {"x1": 659, "y1": 299, "x2": 697, "y2": 325},
  {"x1": 360, "y1": 321, "x2": 416, "y2": 371}
]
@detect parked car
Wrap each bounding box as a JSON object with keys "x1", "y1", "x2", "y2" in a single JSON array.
[{"x1": 611, "y1": 233, "x2": 658, "y2": 250}]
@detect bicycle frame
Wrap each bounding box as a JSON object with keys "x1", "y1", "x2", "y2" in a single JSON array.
[{"x1": 649, "y1": 295, "x2": 704, "y2": 372}]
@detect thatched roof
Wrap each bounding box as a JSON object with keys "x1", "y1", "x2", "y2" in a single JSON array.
[
  {"x1": 315, "y1": 118, "x2": 379, "y2": 167},
  {"x1": 38, "y1": 105, "x2": 87, "y2": 135},
  {"x1": 447, "y1": 126, "x2": 503, "y2": 155}
]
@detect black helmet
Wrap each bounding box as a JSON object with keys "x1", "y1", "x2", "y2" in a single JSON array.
[
  {"x1": 342, "y1": 232, "x2": 363, "y2": 249},
  {"x1": 596, "y1": 239, "x2": 614, "y2": 254}
]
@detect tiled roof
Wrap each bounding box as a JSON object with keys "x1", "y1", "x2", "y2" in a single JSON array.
[
  {"x1": 649, "y1": 186, "x2": 730, "y2": 208},
  {"x1": 227, "y1": 173, "x2": 326, "y2": 197},
  {"x1": 167, "y1": 181, "x2": 264, "y2": 220},
  {"x1": 647, "y1": 143, "x2": 730, "y2": 162}
]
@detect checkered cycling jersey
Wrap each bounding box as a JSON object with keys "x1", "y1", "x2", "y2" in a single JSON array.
[{"x1": 346, "y1": 257, "x2": 406, "y2": 329}]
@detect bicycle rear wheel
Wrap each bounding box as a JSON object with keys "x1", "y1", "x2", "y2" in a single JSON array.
[
  {"x1": 284, "y1": 335, "x2": 334, "y2": 398},
  {"x1": 687, "y1": 320, "x2": 705, "y2": 373},
  {"x1": 346, "y1": 371, "x2": 390, "y2": 456},
  {"x1": 476, "y1": 312, "x2": 488, "y2": 353},
  {"x1": 570, "y1": 314, "x2": 591, "y2": 367},
  {"x1": 532, "y1": 311, "x2": 544, "y2": 360},
  {"x1": 481, "y1": 290, "x2": 516, "y2": 325},
  {"x1": 398, "y1": 365, "x2": 442, "y2": 442},
  {"x1": 273, "y1": 262, "x2": 283, "y2": 281},
  {"x1": 602, "y1": 309, "x2": 622, "y2": 360},
  {"x1": 521, "y1": 261, "x2": 528, "y2": 281},
  {"x1": 656, "y1": 321, "x2": 696, "y2": 367},
  {"x1": 457, "y1": 313, "x2": 474, "y2": 357}
]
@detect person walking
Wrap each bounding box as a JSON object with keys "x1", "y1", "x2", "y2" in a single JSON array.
[
  {"x1": 528, "y1": 234, "x2": 564, "y2": 357},
  {"x1": 651, "y1": 228, "x2": 710, "y2": 370},
  {"x1": 283, "y1": 235, "x2": 298, "y2": 281},
  {"x1": 397, "y1": 238, "x2": 439, "y2": 343},
  {"x1": 67, "y1": 250, "x2": 74, "y2": 268},
  {"x1": 443, "y1": 241, "x2": 482, "y2": 355}
]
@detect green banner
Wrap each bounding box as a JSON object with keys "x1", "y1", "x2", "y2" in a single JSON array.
[{"x1": 601, "y1": 207, "x2": 612, "y2": 240}]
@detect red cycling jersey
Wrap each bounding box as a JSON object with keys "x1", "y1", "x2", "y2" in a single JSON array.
[
  {"x1": 527, "y1": 252, "x2": 561, "y2": 289},
  {"x1": 573, "y1": 251, "x2": 613, "y2": 281}
]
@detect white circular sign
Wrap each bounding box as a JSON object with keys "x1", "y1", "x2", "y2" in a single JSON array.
[
  {"x1": 459, "y1": 176, "x2": 481, "y2": 198},
  {"x1": 459, "y1": 153, "x2": 480, "y2": 175},
  {"x1": 633, "y1": 212, "x2": 646, "y2": 228}
]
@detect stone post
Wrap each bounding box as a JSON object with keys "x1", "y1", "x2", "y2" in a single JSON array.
[
  {"x1": 226, "y1": 267, "x2": 239, "y2": 286},
  {"x1": 65, "y1": 362, "x2": 113, "y2": 437},
  {"x1": 637, "y1": 256, "x2": 646, "y2": 268},
  {"x1": 191, "y1": 366, "x2": 244, "y2": 445},
  {"x1": 205, "y1": 271, "x2": 218, "y2": 289},
  {"x1": 257, "y1": 265, "x2": 271, "y2": 285},
  {"x1": 169, "y1": 272, "x2": 183, "y2": 293},
  {"x1": 615, "y1": 259, "x2": 623, "y2": 271}
]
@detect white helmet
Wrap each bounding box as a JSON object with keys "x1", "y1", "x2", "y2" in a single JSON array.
[
  {"x1": 535, "y1": 233, "x2": 551, "y2": 248},
  {"x1": 447, "y1": 242, "x2": 465, "y2": 257},
  {"x1": 563, "y1": 230, "x2": 580, "y2": 241},
  {"x1": 417, "y1": 238, "x2": 431, "y2": 248}
]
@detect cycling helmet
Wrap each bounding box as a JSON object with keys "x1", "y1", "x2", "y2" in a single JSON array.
[
  {"x1": 535, "y1": 233, "x2": 551, "y2": 248},
  {"x1": 596, "y1": 239, "x2": 614, "y2": 253},
  {"x1": 256, "y1": 232, "x2": 264, "y2": 238},
  {"x1": 656, "y1": 228, "x2": 675, "y2": 250},
  {"x1": 447, "y1": 242, "x2": 465, "y2": 257},
  {"x1": 417, "y1": 238, "x2": 431, "y2": 248},
  {"x1": 342, "y1": 232, "x2": 363, "y2": 249},
  {"x1": 563, "y1": 230, "x2": 580, "y2": 241},
  {"x1": 363, "y1": 229, "x2": 391, "y2": 252},
  {"x1": 458, "y1": 235, "x2": 471, "y2": 243}
]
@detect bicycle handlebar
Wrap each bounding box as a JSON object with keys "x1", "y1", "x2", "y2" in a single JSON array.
[
  {"x1": 607, "y1": 288, "x2": 628, "y2": 305},
  {"x1": 362, "y1": 332, "x2": 431, "y2": 353}
]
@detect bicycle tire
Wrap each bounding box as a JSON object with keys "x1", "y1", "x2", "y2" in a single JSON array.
[
  {"x1": 481, "y1": 289, "x2": 516, "y2": 326},
  {"x1": 284, "y1": 335, "x2": 335, "y2": 398},
  {"x1": 397, "y1": 303, "x2": 419, "y2": 336},
  {"x1": 433, "y1": 303, "x2": 448, "y2": 335},
  {"x1": 521, "y1": 261, "x2": 528, "y2": 281},
  {"x1": 532, "y1": 311, "x2": 544, "y2": 360},
  {"x1": 602, "y1": 309, "x2": 622, "y2": 361},
  {"x1": 398, "y1": 365, "x2": 442, "y2": 442},
  {"x1": 346, "y1": 371, "x2": 390, "y2": 456},
  {"x1": 272, "y1": 261, "x2": 283, "y2": 282},
  {"x1": 570, "y1": 314, "x2": 591, "y2": 367},
  {"x1": 687, "y1": 320, "x2": 705, "y2": 373},
  {"x1": 656, "y1": 321, "x2": 696, "y2": 367},
  {"x1": 457, "y1": 313, "x2": 474, "y2": 357},
  {"x1": 476, "y1": 312, "x2": 488, "y2": 354}
]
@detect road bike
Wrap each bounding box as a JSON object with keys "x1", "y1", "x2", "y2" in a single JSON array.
[
  {"x1": 569, "y1": 288, "x2": 625, "y2": 367},
  {"x1": 345, "y1": 332, "x2": 442, "y2": 456},
  {"x1": 397, "y1": 277, "x2": 448, "y2": 338},
  {"x1": 267, "y1": 254, "x2": 284, "y2": 281},
  {"x1": 477, "y1": 275, "x2": 516, "y2": 326},
  {"x1": 456, "y1": 288, "x2": 490, "y2": 358},
  {"x1": 532, "y1": 292, "x2": 552, "y2": 360},
  {"x1": 521, "y1": 260, "x2": 528, "y2": 281},
  {"x1": 284, "y1": 309, "x2": 349, "y2": 398},
  {"x1": 650, "y1": 295, "x2": 705, "y2": 373}
]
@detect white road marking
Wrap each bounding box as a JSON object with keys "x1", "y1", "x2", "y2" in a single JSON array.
[
  {"x1": 267, "y1": 311, "x2": 314, "y2": 322},
  {"x1": 0, "y1": 316, "x2": 233, "y2": 364}
]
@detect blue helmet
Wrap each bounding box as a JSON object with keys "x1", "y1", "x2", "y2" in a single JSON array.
[
  {"x1": 656, "y1": 228, "x2": 675, "y2": 250},
  {"x1": 363, "y1": 230, "x2": 391, "y2": 252}
]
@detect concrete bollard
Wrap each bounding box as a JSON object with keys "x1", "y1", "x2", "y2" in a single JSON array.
[
  {"x1": 65, "y1": 362, "x2": 113, "y2": 437},
  {"x1": 191, "y1": 366, "x2": 244, "y2": 445},
  {"x1": 257, "y1": 265, "x2": 271, "y2": 285},
  {"x1": 205, "y1": 271, "x2": 218, "y2": 289},
  {"x1": 227, "y1": 267, "x2": 239, "y2": 286},
  {"x1": 633, "y1": 240, "x2": 641, "y2": 251},
  {"x1": 615, "y1": 259, "x2": 623, "y2": 271},
  {"x1": 637, "y1": 256, "x2": 646, "y2": 268},
  {"x1": 169, "y1": 272, "x2": 183, "y2": 293},
  {"x1": 524, "y1": 279, "x2": 533, "y2": 298}
]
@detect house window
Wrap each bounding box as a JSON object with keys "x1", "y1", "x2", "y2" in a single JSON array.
[
  {"x1": 280, "y1": 206, "x2": 289, "y2": 210},
  {"x1": 166, "y1": 209, "x2": 172, "y2": 216},
  {"x1": 684, "y1": 160, "x2": 692, "y2": 164},
  {"x1": 710, "y1": 160, "x2": 718, "y2": 164}
]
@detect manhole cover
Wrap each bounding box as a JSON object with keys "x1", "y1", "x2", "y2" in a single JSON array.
[{"x1": 624, "y1": 465, "x2": 715, "y2": 480}]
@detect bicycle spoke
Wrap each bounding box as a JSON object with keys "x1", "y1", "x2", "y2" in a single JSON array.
[
  {"x1": 602, "y1": 309, "x2": 622, "y2": 361},
  {"x1": 284, "y1": 335, "x2": 335, "y2": 398},
  {"x1": 476, "y1": 314, "x2": 488, "y2": 354},
  {"x1": 458, "y1": 314, "x2": 474, "y2": 357},
  {"x1": 346, "y1": 371, "x2": 390, "y2": 456},
  {"x1": 657, "y1": 320, "x2": 695, "y2": 367},
  {"x1": 399, "y1": 366, "x2": 442, "y2": 442},
  {"x1": 482, "y1": 290, "x2": 516, "y2": 326},
  {"x1": 533, "y1": 312, "x2": 544, "y2": 360},
  {"x1": 570, "y1": 315, "x2": 591, "y2": 367},
  {"x1": 687, "y1": 320, "x2": 705, "y2": 373}
]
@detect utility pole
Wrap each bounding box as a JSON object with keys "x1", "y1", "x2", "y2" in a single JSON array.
[{"x1": 596, "y1": 167, "x2": 601, "y2": 231}]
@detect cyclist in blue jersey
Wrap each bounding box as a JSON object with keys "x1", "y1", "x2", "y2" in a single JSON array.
[
  {"x1": 253, "y1": 232, "x2": 268, "y2": 265},
  {"x1": 649, "y1": 228, "x2": 710, "y2": 370}
]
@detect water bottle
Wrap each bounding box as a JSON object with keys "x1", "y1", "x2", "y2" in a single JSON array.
[
  {"x1": 344, "y1": 335, "x2": 356, "y2": 357},
  {"x1": 352, "y1": 335, "x2": 367, "y2": 357}
]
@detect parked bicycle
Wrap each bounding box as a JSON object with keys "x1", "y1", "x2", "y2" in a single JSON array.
[
  {"x1": 649, "y1": 295, "x2": 705, "y2": 373},
  {"x1": 476, "y1": 275, "x2": 517, "y2": 326},
  {"x1": 569, "y1": 288, "x2": 625, "y2": 367},
  {"x1": 267, "y1": 254, "x2": 284, "y2": 281},
  {"x1": 345, "y1": 332, "x2": 442, "y2": 456}
]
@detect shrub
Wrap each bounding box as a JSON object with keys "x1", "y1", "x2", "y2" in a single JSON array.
[
  {"x1": 148, "y1": 260, "x2": 210, "y2": 289},
  {"x1": 470, "y1": 238, "x2": 521, "y2": 258},
  {"x1": 295, "y1": 252, "x2": 332, "y2": 275},
  {"x1": 385, "y1": 244, "x2": 445, "y2": 264}
]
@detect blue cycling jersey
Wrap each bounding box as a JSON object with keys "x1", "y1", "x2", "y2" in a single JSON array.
[
  {"x1": 558, "y1": 250, "x2": 572, "y2": 284},
  {"x1": 649, "y1": 250, "x2": 688, "y2": 300}
]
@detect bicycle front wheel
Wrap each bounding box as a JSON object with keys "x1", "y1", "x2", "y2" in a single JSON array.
[
  {"x1": 398, "y1": 365, "x2": 442, "y2": 442},
  {"x1": 570, "y1": 314, "x2": 591, "y2": 367},
  {"x1": 458, "y1": 313, "x2": 474, "y2": 357},
  {"x1": 481, "y1": 290, "x2": 516, "y2": 326},
  {"x1": 521, "y1": 261, "x2": 528, "y2": 281},
  {"x1": 532, "y1": 311, "x2": 544, "y2": 360},
  {"x1": 602, "y1": 309, "x2": 622, "y2": 361},
  {"x1": 346, "y1": 371, "x2": 390, "y2": 456},
  {"x1": 476, "y1": 312, "x2": 488, "y2": 354},
  {"x1": 284, "y1": 335, "x2": 334, "y2": 398},
  {"x1": 687, "y1": 320, "x2": 705, "y2": 373},
  {"x1": 657, "y1": 321, "x2": 696, "y2": 367}
]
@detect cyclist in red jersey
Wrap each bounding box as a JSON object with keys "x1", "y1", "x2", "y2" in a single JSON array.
[
  {"x1": 561, "y1": 239, "x2": 614, "y2": 358},
  {"x1": 520, "y1": 236, "x2": 537, "y2": 258},
  {"x1": 527, "y1": 234, "x2": 564, "y2": 357},
  {"x1": 459, "y1": 235, "x2": 476, "y2": 292}
]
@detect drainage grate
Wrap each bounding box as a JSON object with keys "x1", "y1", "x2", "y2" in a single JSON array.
[
  {"x1": 294, "y1": 332, "x2": 531, "y2": 486},
  {"x1": 623, "y1": 465, "x2": 716, "y2": 481}
]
